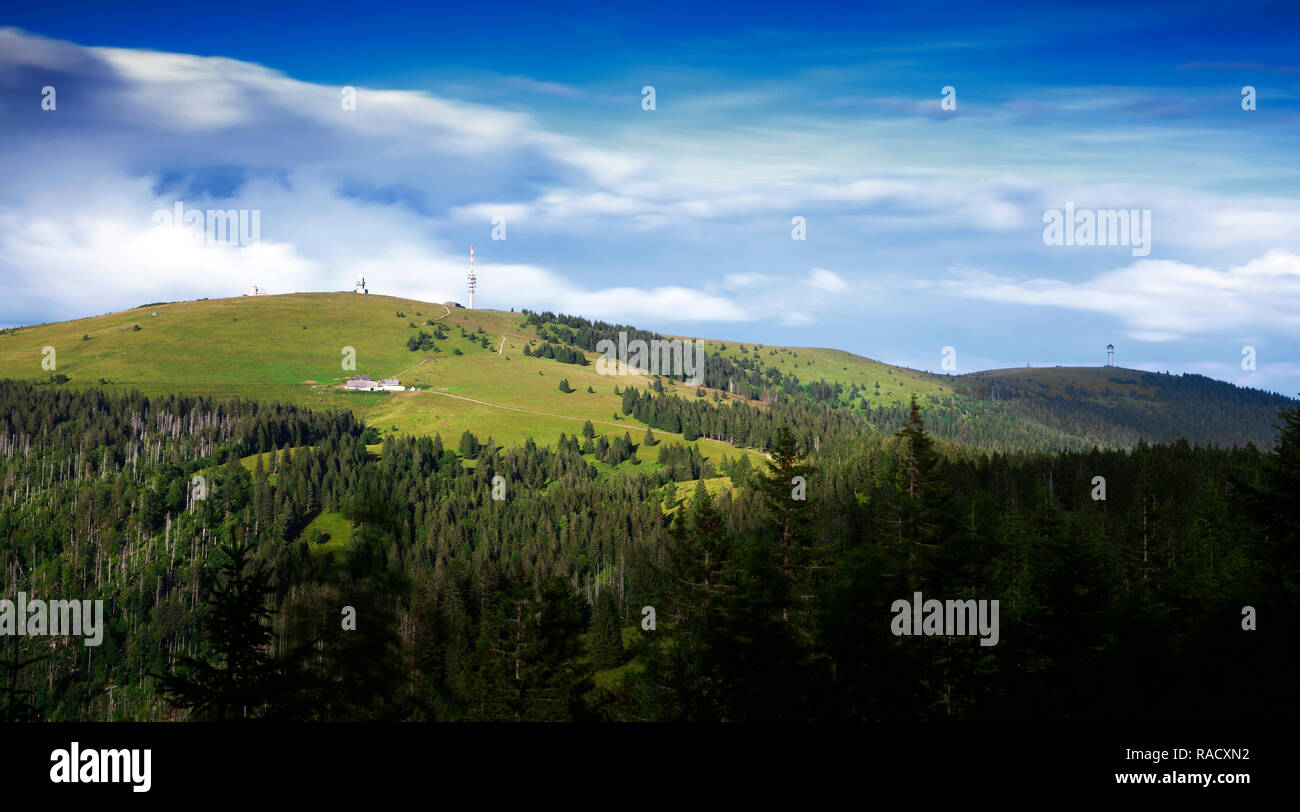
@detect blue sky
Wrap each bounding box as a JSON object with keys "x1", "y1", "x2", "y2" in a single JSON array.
[{"x1": 3, "y1": 1, "x2": 1299, "y2": 394}]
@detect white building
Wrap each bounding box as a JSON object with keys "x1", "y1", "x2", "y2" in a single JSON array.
[
  {"x1": 345, "y1": 375, "x2": 381, "y2": 391},
  {"x1": 354, "y1": 274, "x2": 368, "y2": 294},
  {"x1": 245, "y1": 285, "x2": 267, "y2": 296},
  {"x1": 345, "y1": 375, "x2": 403, "y2": 392}
]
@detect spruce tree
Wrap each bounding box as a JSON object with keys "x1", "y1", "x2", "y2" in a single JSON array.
[
  {"x1": 159, "y1": 539, "x2": 299, "y2": 721},
  {"x1": 0, "y1": 636, "x2": 48, "y2": 721},
  {"x1": 1247, "y1": 402, "x2": 1300, "y2": 708},
  {"x1": 754, "y1": 425, "x2": 820, "y2": 630},
  {"x1": 473, "y1": 574, "x2": 591, "y2": 721},
  {"x1": 458, "y1": 430, "x2": 479, "y2": 457},
  {"x1": 879, "y1": 395, "x2": 951, "y2": 586},
  {"x1": 642, "y1": 481, "x2": 732, "y2": 720},
  {"x1": 590, "y1": 588, "x2": 626, "y2": 670},
  {"x1": 1253, "y1": 402, "x2": 1300, "y2": 596}
]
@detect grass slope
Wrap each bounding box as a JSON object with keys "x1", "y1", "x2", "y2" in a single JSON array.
[
  {"x1": 691, "y1": 338, "x2": 953, "y2": 408},
  {"x1": 7, "y1": 292, "x2": 1283, "y2": 454},
  {"x1": 0, "y1": 292, "x2": 783, "y2": 465}
]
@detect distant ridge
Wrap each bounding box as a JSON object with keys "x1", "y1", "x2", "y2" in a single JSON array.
[{"x1": 0, "y1": 292, "x2": 1291, "y2": 453}]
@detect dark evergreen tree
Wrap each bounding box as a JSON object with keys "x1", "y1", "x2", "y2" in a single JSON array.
[
  {"x1": 458, "y1": 430, "x2": 480, "y2": 458},
  {"x1": 590, "y1": 588, "x2": 626, "y2": 670},
  {"x1": 472, "y1": 573, "x2": 592, "y2": 721},
  {"x1": 0, "y1": 636, "x2": 47, "y2": 721},
  {"x1": 159, "y1": 539, "x2": 304, "y2": 721},
  {"x1": 753, "y1": 425, "x2": 820, "y2": 637}
]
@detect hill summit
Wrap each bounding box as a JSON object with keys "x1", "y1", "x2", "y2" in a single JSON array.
[{"x1": 0, "y1": 292, "x2": 1292, "y2": 453}]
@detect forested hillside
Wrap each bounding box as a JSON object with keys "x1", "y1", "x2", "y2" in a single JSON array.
[
  {"x1": 1, "y1": 294, "x2": 1292, "y2": 459},
  {"x1": 521, "y1": 308, "x2": 1296, "y2": 451},
  {"x1": 2, "y1": 380, "x2": 1294, "y2": 721},
  {"x1": 953, "y1": 367, "x2": 1296, "y2": 450}
]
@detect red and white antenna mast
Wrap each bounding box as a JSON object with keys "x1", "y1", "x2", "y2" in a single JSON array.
[{"x1": 468, "y1": 244, "x2": 476, "y2": 309}]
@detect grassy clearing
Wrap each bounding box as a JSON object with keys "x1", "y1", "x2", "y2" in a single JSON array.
[
  {"x1": 297, "y1": 512, "x2": 354, "y2": 560},
  {"x1": 665, "y1": 476, "x2": 735, "y2": 511}
]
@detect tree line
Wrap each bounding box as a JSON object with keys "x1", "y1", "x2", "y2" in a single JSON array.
[{"x1": 1, "y1": 381, "x2": 1295, "y2": 721}]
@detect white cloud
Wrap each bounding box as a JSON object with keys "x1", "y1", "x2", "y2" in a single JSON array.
[
  {"x1": 941, "y1": 249, "x2": 1300, "y2": 339},
  {"x1": 722, "y1": 273, "x2": 773, "y2": 290},
  {"x1": 1, "y1": 22, "x2": 1299, "y2": 388},
  {"x1": 809, "y1": 268, "x2": 849, "y2": 293}
]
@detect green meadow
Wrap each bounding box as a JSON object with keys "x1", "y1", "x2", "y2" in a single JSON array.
[{"x1": 0, "y1": 291, "x2": 944, "y2": 466}]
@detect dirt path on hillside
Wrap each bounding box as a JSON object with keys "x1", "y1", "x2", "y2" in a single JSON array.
[
  {"x1": 389, "y1": 356, "x2": 432, "y2": 380},
  {"x1": 386, "y1": 306, "x2": 453, "y2": 379}
]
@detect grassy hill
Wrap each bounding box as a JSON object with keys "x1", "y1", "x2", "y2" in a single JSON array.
[
  {"x1": 0, "y1": 292, "x2": 781, "y2": 466},
  {"x1": 1, "y1": 291, "x2": 1292, "y2": 454},
  {"x1": 691, "y1": 338, "x2": 953, "y2": 409}
]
